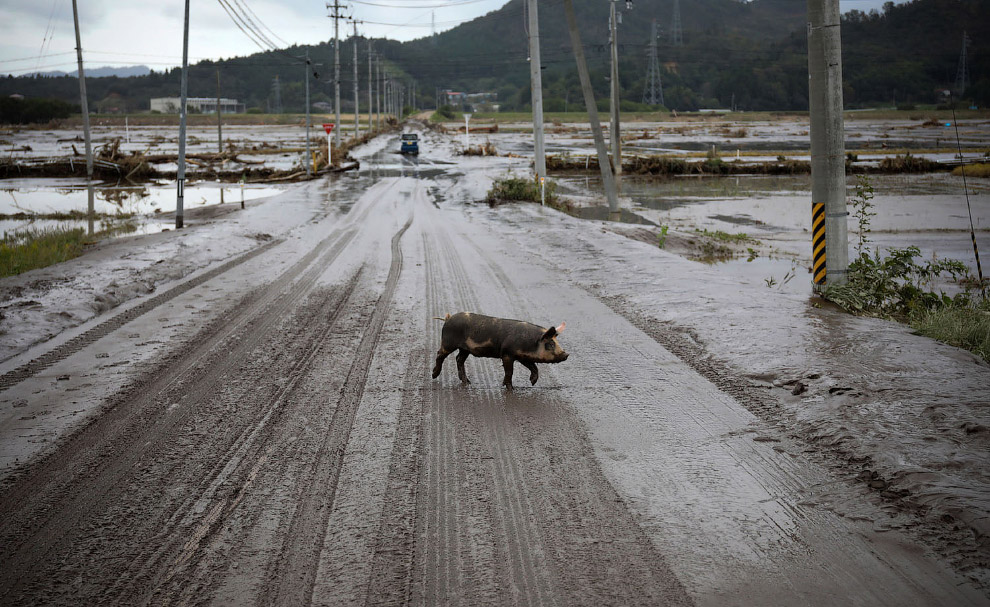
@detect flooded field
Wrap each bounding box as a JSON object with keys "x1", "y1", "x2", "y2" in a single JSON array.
[
  {"x1": 0, "y1": 178, "x2": 286, "y2": 239},
  {"x1": 556, "y1": 172, "x2": 990, "y2": 295}
]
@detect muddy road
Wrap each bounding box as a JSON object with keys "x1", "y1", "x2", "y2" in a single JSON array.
[{"x1": 0, "y1": 141, "x2": 986, "y2": 605}]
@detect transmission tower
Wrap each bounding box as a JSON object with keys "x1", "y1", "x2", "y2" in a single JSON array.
[
  {"x1": 270, "y1": 75, "x2": 282, "y2": 114},
  {"x1": 955, "y1": 31, "x2": 971, "y2": 97},
  {"x1": 671, "y1": 0, "x2": 683, "y2": 46},
  {"x1": 642, "y1": 19, "x2": 664, "y2": 106}
]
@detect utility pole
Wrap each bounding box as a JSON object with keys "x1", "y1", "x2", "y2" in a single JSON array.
[
  {"x1": 563, "y1": 0, "x2": 619, "y2": 214},
  {"x1": 643, "y1": 19, "x2": 664, "y2": 106},
  {"x1": 328, "y1": 0, "x2": 348, "y2": 147},
  {"x1": 807, "y1": 0, "x2": 848, "y2": 288},
  {"x1": 271, "y1": 76, "x2": 282, "y2": 114},
  {"x1": 353, "y1": 21, "x2": 360, "y2": 137},
  {"x1": 368, "y1": 42, "x2": 373, "y2": 132},
  {"x1": 216, "y1": 68, "x2": 223, "y2": 154},
  {"x1": 608, "y1": 0, "x2": 621, "y2": 179},
  {"x1": 304, "y1": 51, "x2": 312, "y2": 176},
  {"x1": 527, "y1": 0, "x2": 546, "y2": 180},
  {"x1": 376, "y1": 56, "x2": 381, "y2": 129},
  {"x1": 70, "y1": 0, "x2": 94, "y2": 234},
  {"x1": 176, "y1": 0, "x2": 190, "y2": 229}
]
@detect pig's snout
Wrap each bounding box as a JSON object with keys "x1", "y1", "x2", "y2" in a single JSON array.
[{"x1": 558, "y1": 351, "x2": 569, "y2": 362}]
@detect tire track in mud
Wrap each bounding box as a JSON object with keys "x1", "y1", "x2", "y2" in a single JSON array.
[
  {"x1": 432, "y1": 232, "x2": 558, "y2": 606},
  {"x1": 113, "y1": 270, "x2": 363, "y2": 605},
  {"x1": 263, "y1": 215, "x2": 414, "y2": 607},
  {"x1": 375, "y1": 206, "x2": 694, "y2": 606},
  {"x1": 0, "y1": 237, "x2": 281, "y2": 391},
  {"x1": 0, "y1": 186, "x2": 395, "y2": 603}
]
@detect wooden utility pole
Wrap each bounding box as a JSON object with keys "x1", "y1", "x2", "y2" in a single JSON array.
[
  {"x1": 176, "y1": 0, "x2": 190, "y2": 229},
  {"x1": 807, "y1": 0, "x2": 848, "y2": 288},
  {"x1": 563, "y1": 0, "x2": 619, "y2": 214},
  {"x1": 527, "y1": 0, "x2": 546, "y2": 180},
  {"x1": 70, "y1": 0, "x2": 94, "y2": 234}
]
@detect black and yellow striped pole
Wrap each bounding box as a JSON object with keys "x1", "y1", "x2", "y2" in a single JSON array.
[{"x1": 812, "y1": 202, "x2": 827, "y2": 286}]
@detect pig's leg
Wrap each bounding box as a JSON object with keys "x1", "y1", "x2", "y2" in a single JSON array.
[
  {"x1": 502, "y1": 356, "x2": 515, "y2": 389},
  {"x1": 432, "y1": 347, "x2": 451, "y2": 378},
  {"x1": 455, "y1": 350, "x2": 471, "y2": 384},
  {"x1": 521, "y1": 361, "x2": 539, "y2": 385}
]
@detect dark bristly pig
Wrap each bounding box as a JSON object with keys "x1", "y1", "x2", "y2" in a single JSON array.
[{"x1": 432, "y1": 312, "x2": 569, "y2": 389}]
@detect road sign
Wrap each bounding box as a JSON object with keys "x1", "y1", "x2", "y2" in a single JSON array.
[{"x1": 322, "y1": 123, "x2": 335, "y2": 134}]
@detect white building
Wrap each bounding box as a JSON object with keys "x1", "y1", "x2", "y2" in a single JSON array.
[{"x1": 150, "y1": 97, "x2": 245, "y2": 114}]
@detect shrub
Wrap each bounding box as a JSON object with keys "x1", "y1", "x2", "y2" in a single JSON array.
[
  {"x1": 484, "y1": 176, "x2": 557, "y2": 206},
  {"x1": 824, "y1": 246, "x2": 969, "y2": 319}
]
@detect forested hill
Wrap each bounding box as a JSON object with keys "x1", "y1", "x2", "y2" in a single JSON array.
[{"x1": 0, "y1": 0, "x2": 986, "y2": 116}]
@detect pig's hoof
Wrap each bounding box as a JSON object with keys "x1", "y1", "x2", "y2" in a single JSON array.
[
  {"x1": 530, "y1": 375, "x2": 538, "y2": 386},
  {"x1": 460, "y1": 378, "x2": 471, "y2": 385},
  {"x1": 432, "y1": 366, "x2": 441, "y2": 379}
]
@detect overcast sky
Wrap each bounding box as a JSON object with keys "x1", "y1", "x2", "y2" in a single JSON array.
[{"x1": 0, "y1": 0, "x2": 906, "y2": 75}]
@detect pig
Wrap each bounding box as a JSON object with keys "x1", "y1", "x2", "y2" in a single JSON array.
[{"x1": 432, "y1": 312, "x2": 568, "y2": 389}]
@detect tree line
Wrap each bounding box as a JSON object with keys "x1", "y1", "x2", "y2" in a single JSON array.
[{"x1": 0, "y1": 0, "x2": 985, "y2": 121}]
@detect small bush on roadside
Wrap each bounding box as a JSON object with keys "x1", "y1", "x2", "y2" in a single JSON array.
[
  {"x1": 484, "y1": 176, "x2": 557, "y2": 206},
  {"x1": 825, "y1": 246, "x2": 970, "y2": 319}
]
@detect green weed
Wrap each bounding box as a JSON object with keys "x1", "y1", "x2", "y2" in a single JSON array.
[
  {"x1": 1, "y1": 227, "x2": 87, "y2": 277},
  {"x1": 485, "y1": 176, "x2": 557, "y2": 206}
]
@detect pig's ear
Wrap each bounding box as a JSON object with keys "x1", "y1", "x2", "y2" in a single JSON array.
[
  {"x1": 555, "y1": 322, "x2": 566, "y2": 334},
  {"x1": 542, "y1": 326, "x2": 557, "y2": 339}
]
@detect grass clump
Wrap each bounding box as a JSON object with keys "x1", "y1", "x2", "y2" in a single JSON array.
[
  {"x1": 1, "y1": 227, "x2": 86, "y2": 277},
  {"x1": 911, "y1": 299, "x2": 990, "y2": 362},
  {"x1": 823, "y1": 176, "x2": 989, "y2": 360},
  {"x1": 484, "y1": 176, "x2": 558, "y2": 207},
  {"x1": 952, "y1": 163, "x2": 990, "y2": 178},
  {"x1": 694, "y1": 228, "x2": 759, "y2": 244}
]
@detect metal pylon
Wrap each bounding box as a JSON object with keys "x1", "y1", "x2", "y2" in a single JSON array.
[{"x1": 643, "y1": 19, "x2": 664, "y2": 106}]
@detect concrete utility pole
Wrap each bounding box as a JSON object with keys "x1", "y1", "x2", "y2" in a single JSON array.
[
  {"x1": 527, "y1": 0, "x2": 546, "y2": 180},
  {"x1": 328, "y1": 0, "x2": 347, "y2": 147},
  {"x1": 563, "y1": 0, "x2": 619, "y2": 214},
  {"x1": 608, "y1": 0, "x2": 621, "y2": 179},
  {"x1": 376, "y1": 57, "x2": 381, "y2": 129},
  {"x1": 70, "y1": 0, "x2": 94, "y2": 234},
  {"x1": 807, "y1": 0, "x2": 848, "y2": 288},
  {"x1": 353, "y1": 21, "x2": 360, "y2": 137},
  {"x1": 368, "y1": 41, "x2": 373, "y2": 132},
  {"x1": 304, "y1": 51, "x2": 312, "y2": 176},
  {"x1": 176, "y1": 0, "x2": 190, "y2": 229},
  {"x1": 216, "y1": 68, "x2": 223, "y2": 154}
]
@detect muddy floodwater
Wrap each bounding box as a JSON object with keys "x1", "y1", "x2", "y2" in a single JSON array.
[
  {"x1": 0, "y1": 179, "x2": 286, "y2": 238},
  {"x1": 558, "y1": 172, "x2": 990, "y2": 295}
]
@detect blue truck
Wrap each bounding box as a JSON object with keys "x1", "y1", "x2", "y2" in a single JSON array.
[{"x1": 400, "y1": 133, "x2": 419, "y2": 155}]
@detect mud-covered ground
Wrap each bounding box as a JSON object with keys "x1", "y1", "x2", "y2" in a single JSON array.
[{"x1": 0, "y1": 124, "x2": 988, "y2": 605}]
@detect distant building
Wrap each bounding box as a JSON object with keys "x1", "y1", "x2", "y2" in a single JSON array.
[{"x1": 150, "y1": 97, "x2": 245, "y2": 114}]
